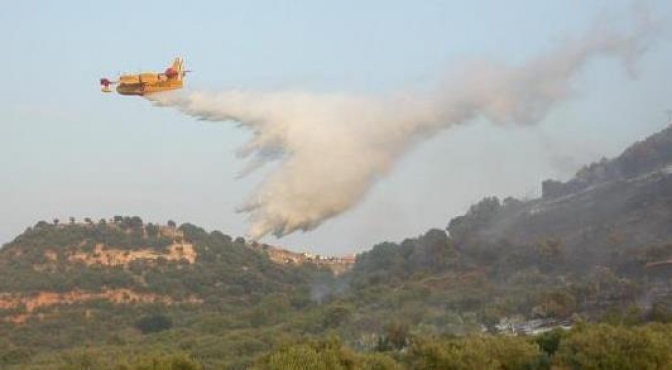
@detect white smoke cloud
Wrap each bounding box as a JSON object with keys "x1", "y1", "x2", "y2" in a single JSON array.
[{"x1": 150, "y1": 10, "x2": 655, "y2": 240}]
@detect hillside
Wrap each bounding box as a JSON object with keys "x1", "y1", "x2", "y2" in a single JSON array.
[
  {"x1": 448, "y1": 124, "x2": 672, "y2": 272},
  {"x1": 0, "y1": 218, "x2": 330, "y2": 367},
  {"x1": 0, "y1": 218, "x2": 305, "y2": 298},
  {"x1": 1, "y1": 126, "x2": 672, "y2": 369}
]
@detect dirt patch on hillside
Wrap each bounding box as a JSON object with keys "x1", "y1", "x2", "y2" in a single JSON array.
[
  {"x1": 68, "y1": 242, "x2": 197, "y2": 267},
  {"x1": 0, "y1": 288, "x2": 202, "y2": 323}
]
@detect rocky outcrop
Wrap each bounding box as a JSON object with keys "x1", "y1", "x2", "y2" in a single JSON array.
[
  {"x1": 0, "y1": 289, "x2": 202, "y2": 323},
  {"x1": 247, "y1": 242, "x2": 356, "y2": 275},
  {"x1": 67, "y1": 242, "x2": 197, "y2": 267}
]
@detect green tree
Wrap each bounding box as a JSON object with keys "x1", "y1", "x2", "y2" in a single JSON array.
[
  {"x1": 122, "y1": 353, "x2": 202, "y2": 370},
  {"x1": 555, "y1": 324, "x2": 672, "y2": 370},
  {"x1": 410, "y1": 335, "x2": 542, "y2": 370},
  {"x1": 134, "y1": 314, "x2": 173, "y2": 334},
  {"x1": 322, "y1": 304, "x2": 353, "y2": 329},
  {"x1": 256, "y1": 337, "x2": 357, "y2": 370},
  {"x1": 377, "y1": 321, "x2": 410, "y2": 351}
]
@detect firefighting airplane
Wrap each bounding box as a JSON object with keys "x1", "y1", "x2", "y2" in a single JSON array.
[{"x1": 100, "y1": 57, "x2": 189, "y2": 96}]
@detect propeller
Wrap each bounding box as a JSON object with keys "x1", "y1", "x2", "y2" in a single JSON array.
[{"x1": 99, "y1": 78, "x2": 117, "y2": 86}]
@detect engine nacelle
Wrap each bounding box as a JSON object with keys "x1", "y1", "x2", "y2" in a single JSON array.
[{"x1": 164, "y1": 68, "x2": 178, "y2": 78}]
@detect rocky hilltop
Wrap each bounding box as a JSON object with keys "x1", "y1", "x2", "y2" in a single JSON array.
[{"x1": 0, "y1": 217, "x2": 350, "y2": 326}]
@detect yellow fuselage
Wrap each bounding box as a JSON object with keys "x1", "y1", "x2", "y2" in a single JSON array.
[{"x1": 116, "y1": 72, "x2": 183, "y2": 96}]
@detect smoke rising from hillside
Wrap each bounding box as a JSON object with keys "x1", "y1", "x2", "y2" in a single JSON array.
[{"x1": 151, "y1": 11, "x2": 654, "y2": 240}]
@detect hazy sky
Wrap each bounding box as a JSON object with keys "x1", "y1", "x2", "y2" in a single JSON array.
[{"x1": 2, "y1": 1, "x2": 671, "y2": 255}]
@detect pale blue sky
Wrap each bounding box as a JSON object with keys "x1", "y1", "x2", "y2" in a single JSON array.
[{"x1": 2, "y1": 1, "x2": 671, "y2": 254}]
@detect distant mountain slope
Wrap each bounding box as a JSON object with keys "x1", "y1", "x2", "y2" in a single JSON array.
[
  {"x1": 544, "y1": 124, "x2": 672, "y2": 197},
  {"x1": 448, "y1": 124, "x2": 672, "y2": 270}
]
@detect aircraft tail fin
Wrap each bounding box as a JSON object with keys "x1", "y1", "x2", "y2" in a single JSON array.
[{"x1": 171, "y1": 57, "x2": 184, "y2": 80}]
